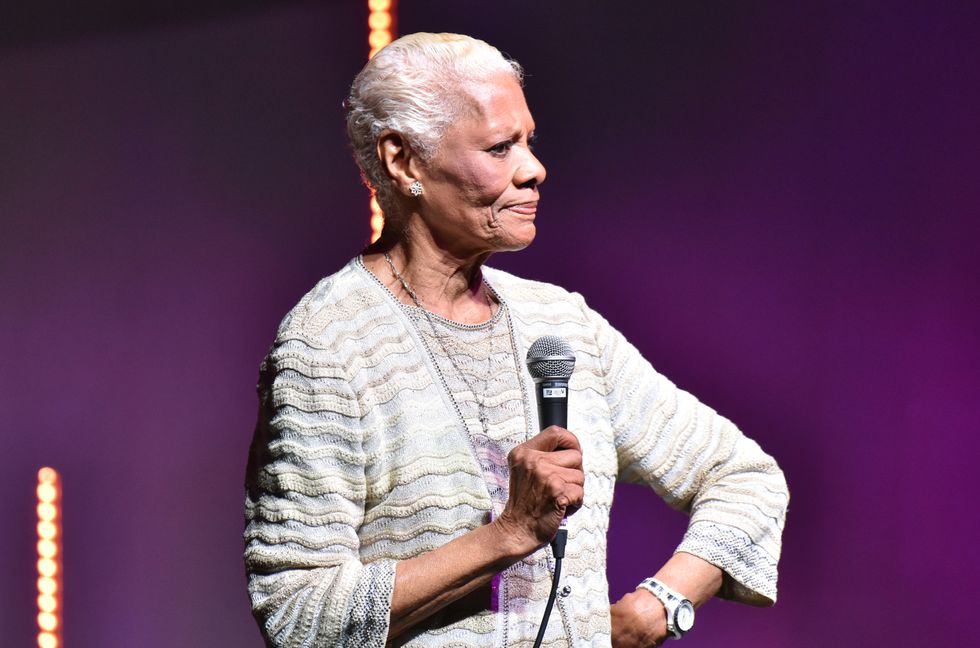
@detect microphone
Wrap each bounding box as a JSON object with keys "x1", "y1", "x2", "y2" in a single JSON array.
[
  {"x1": 526, "y1": 335, "x2": 576, "y2": 539},
  {"x1": 525, "y1": 335, "x2": 576, "y2": 431},
  {"x1": 525, "y1": 336, "x2": 576, "y2": 648}
]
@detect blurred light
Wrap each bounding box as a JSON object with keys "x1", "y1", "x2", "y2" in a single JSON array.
[
  {"x1": 368, "y1": 11, "x2": 391, "y2": 30},
  {"x1": 37, "y1": 503, "x2": 56, "y2": 521},
  {"x1": 370, "y1": 194, "x2": 384, "y2": 243},
  {"x1": 38, "y1": 539, "x2": 57, "y2": 559},
  {"x1": 36, "y1": 467, "x2": 62, "y2": 647},
  {"x1": 367, "y1": 1, "x2": 397, "y2": 238},
  {"x1": 38, "y1": 594, "x2": 57, "y2": 613},
  {"x1": 37, "y1": 612, "x2": 57, "y2": 632},
  {"x1": 37, "y1": 483, "x2": 57, "y2": 503},
  {"x1": 38, "y1": 558, "x2": 57, "y2": 577},
  {"x1": 369, "y1": 29, "x2": 392, "y2": 49},
  {"x1": 38, "y1": 521, "x2": 57, "y2": 540}
]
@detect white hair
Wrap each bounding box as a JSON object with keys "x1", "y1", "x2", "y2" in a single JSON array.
[{"x1": 345, "y1": 33, "x2": 524, "y2": 219}]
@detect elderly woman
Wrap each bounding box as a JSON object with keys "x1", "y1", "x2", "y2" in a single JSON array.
[{"x1": 245, "y1": 33, "x2": 788, "y2": 647}]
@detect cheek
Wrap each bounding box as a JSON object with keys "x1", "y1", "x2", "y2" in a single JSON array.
[{"x1": 457, "y1": 165, "x2": 510, "y2": 206}]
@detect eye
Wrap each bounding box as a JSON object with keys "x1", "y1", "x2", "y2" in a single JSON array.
[
  {"x1": 528, "y1": 132, "x2": 538, "y2": 149},
  {"x1": 486, "y1": 140, "x2": 513, "y2": 157}
]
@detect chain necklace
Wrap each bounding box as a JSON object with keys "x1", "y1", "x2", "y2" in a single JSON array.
[{"x1": 384, "y1": 252, "x2": 498, "y2": 434}]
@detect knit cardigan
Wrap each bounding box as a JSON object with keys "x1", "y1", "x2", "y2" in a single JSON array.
[{"x1": 244, "y1": 258, "x2": 788, "y2": 647}]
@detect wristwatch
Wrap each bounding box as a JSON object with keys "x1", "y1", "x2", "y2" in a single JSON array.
[{"x1": 636, "y1": 577, "x2": 696, "y2": 640}]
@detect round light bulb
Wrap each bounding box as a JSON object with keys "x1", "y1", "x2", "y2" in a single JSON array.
[
  {"x1": 368, "y1": 11, "x2": 392, "y2": 30},
  {"x1": 38, "y1": 594, "x2": 58, "y2": 613},
  {"x1": 37, "y1": 503, "x2": 57, "y2": 522},
  {"x1": 37, "y1": 558, "x2": 57, "y2": 578},
  {"x1": 38, "y1": 631, "x2": 58, "y2": 648},
  {"x1": 38, "y1": 577, "x2": 58, "y2": 595},
  {"x1": 38, "y1": 611, "x2": 58, "y2": 632},
  {"x1": 38, "y1": 521, "x2": 57, "y2": 540},
  {"x1": 369, "y1": 29, "x2": 392, "y2": 49},
  {"x1": 37, "y1": 483, "x2": 57, "y2": 503}
]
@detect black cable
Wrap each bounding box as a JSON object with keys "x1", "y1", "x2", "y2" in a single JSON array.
[{"x1": 532, "y1": 528, "x2": 567, "y2": 648}]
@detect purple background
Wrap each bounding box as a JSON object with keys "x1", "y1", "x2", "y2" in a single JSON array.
[{"x1": 2, "y1": 1, "x2": 978, "y2": 646}]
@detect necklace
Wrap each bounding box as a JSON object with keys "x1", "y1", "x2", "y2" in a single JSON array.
[{"x1": 384, "y1": 252, "x2": 498, "y2": 433}]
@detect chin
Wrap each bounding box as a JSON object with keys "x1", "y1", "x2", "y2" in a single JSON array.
[{"x1": 496, "y1": 223, "x2": 536, "y2": 252}]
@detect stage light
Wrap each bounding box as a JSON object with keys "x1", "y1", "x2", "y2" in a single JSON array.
[
  {"x1": 368, "y1": 11, "x2": 391, "y2": 30},
  {"x1": 38, "y1": 558, "x2": 57, "y2": 578},
  {"x1": 37, "y1": 483, "x2": 57, "y2": 503},
  {"x1": 369, "y1": 29, "x2": 392, "y2": 49},
  {"x1": 37, "y1": 502, "x2": 56, "y2": 521},
  {"x1": 367, "y1": 0, "x2": 398, "y2": 241},
  {"x1": 38, "y1": 539, "x2": 58, "y2": 559},
  {"x1": 38, "y1": 521, "x2": 57, "y2": 540},
  {"x1": 38, "y1": 612, "x2": 57, "y2": 632},
  {"x1": 38, "y1": 577, "x2": 57, "y2": 595},
  {"x1": 36, "y1": 468, "x2": 62, "y2": 648},
  {"x1": 38, "y1": 594, "x2": 57, "y2": 613}
]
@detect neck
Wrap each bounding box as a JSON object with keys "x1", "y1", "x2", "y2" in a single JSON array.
[{"x1": 364, "y1": 228, "x2": 495, "y2": 324}]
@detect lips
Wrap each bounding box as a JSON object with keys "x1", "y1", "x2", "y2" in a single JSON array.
[{"x1": 505, "y1": 201, "x2": 538, "y2": 215}]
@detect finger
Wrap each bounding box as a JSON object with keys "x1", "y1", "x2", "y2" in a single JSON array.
[
  {"x1": 524, "y1": 426, "x2": 581, "y2": 452},
  {"x1": 544, "y1": 470, "x2": 585, "y2": 499},
  {"x1": 556, "y1": 483, "x2": 585, "y2": 515},
  {"x1": 551, "y1": 465, "x2": 585, "y2": 487},
  {"x1": 533, "y1": 447, "x2": 583, "y2": 470}
]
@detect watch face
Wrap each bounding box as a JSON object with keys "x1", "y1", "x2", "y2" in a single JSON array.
[{"x1": 676, "y1": 602, "x2": 695, "y2": 632}]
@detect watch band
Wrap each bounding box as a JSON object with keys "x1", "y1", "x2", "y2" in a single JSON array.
[{"x1": 636, "y1": 577, "x2": 696, "y2": 639}]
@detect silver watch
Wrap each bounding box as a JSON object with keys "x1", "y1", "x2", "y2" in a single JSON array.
[{"x1": 636, "y1": 577, "x2": 695, "y2": 639}]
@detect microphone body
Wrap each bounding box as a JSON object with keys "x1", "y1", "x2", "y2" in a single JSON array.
[
  {"x1": 534, "y1": 379, "x2": 568, "y2": 430},
  {"x1": 525, "y1": 336, "x2": 576, "y2": 648},
  {"x1": 525, "y1": 335, "x2": 576, "y2": 537}
]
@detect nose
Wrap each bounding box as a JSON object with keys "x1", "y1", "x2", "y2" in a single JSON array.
[{"x1": 515, "y1": 146, "x2": 547, "y2": 189}]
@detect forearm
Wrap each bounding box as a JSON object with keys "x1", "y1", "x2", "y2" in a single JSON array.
[
  {"x1": 652, "y1": 551, "x2": 722, "y2": 607},
  {"x1": 610, "y1": 552, "x2": 724, "y2": 647},
  {"x1": 387, "y1": 518, "x2": 530, "y2": 640}
]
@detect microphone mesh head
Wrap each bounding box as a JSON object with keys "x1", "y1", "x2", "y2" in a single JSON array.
[{"x1": 526, "y1": 335, "x2": 576, "y2": 380}]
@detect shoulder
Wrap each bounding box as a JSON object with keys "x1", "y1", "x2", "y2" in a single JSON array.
[
  {"x1": 483, "y1": 266, "x2": 586, "y2": 309},
  {"x1": 274, "y1": 258, "x2": 393, "y2": 345},
  {"x1": 483, "y1": 266, "x2": 602, "y2": 346}
]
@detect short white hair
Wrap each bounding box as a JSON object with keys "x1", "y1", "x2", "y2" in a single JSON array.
[{"x1": 345, "y1": 33, "x2": 524, "y2": 218}]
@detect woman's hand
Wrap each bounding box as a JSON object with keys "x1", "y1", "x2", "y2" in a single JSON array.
[
  {"x1": 612, "y1": 553, "x2": 724, "y2": 647},
  {"x1": 610, "y1": 590, "x2": 669, "y2": 647},
  {"x1": 495, "y1": 426, "x2": 585, "y2": 553}
]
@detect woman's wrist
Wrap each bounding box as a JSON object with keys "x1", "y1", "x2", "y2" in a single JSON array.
[{"x1": 486, "y1": 513, "x2": 540, "y2": 564}]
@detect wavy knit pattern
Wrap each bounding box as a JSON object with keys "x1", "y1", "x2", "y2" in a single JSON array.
[{"x1": 244, "y1": 258, "x2": 789, "y2": 647}]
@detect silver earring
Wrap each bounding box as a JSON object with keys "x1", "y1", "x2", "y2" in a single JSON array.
[{"x1": 409, "y1": 180, "x2": 423, "y2": 197}]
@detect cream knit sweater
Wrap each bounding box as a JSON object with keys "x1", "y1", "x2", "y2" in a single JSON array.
[{"x1": 244, "y1": 258, "x2": 788, "y2": 647}]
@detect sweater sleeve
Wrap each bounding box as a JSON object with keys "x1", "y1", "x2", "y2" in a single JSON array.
[
  {"x1": 580, "y1": 298, "x2": 789, "y2": 605},
  {"x1": 244, "y1": 336, "x2": 396, "y2": 647}
]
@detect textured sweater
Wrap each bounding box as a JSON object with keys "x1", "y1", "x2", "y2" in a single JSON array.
[{"x1": 244, "y1": 258, "x2": 789, "y2": 647}]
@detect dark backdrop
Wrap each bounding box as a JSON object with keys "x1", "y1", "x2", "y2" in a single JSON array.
[{"x1": 2, "y1": 1, "x2": 978, "y2": 646}]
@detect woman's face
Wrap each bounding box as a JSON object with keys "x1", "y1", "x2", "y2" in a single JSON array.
[{"x1": 415, "y1": 73, "x2": 546, "y2": 256}]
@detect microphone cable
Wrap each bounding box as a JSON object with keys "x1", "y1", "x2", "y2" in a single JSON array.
[{"x1": 532, "y1": 528, "x2": 568, "y2": 648}]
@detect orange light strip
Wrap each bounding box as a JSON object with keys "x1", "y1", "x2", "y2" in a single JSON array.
[
  {"x1": 368, "y1": 0, "x2": 397, "y2": 59},
  {"x1": 368, "y1": 0, "x2": 398, "y2": 243},
  {"x1": 37, "y1": 467, "x2": 63, "y2": 648}
]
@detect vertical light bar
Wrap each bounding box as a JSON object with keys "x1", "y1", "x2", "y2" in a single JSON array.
[
  {"x1": 36, "y1": 467, "x2": 63, "y2": 648},
  {"x1": 367, "y1": 0, "x2": 398, "y2": 243}
]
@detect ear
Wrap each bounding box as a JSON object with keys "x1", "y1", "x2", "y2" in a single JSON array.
[{"x1": 377, "y1": 131, "x2": 422, "y2": 196}]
